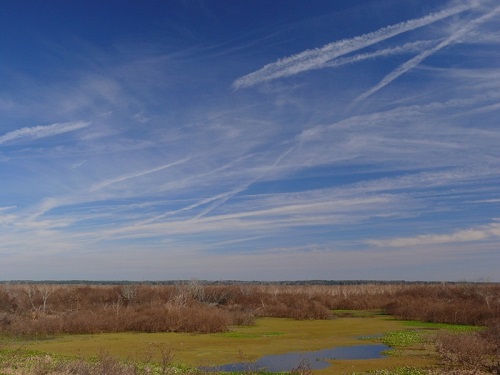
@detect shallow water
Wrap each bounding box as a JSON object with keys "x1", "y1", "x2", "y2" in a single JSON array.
[{"x1": 204, "y1": 344, "x2": 390, "y2": 372}]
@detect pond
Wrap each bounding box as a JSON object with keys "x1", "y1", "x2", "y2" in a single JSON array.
[{"x1": 204, "y1": 344, "x2": 390, "y2": 372}]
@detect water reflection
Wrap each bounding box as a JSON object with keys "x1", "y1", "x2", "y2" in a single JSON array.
[{"x1": 204, "y1": 344, "x2": 390, "y2": 372}]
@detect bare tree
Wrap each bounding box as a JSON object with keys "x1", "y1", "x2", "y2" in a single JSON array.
[
  {"x1": 121, "y1": 285, "x2": 137, "y2": 306},
  {"x1": 39, "y1": 285, "x2": 53, "y2": 313}
]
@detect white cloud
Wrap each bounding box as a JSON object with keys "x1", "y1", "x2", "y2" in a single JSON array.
[
  {"x1": 470, "y1": 198, "x2": 500, "y2": 203},
  {"x1": 0, "y1": 121, "x2": 90, "y2": 145},
  {"x1": 70, "y1": 160, "x2": 87, "y2": 169},
  {"x1": 368, "y1": 222, "x2": 500, "y2": 247},
  {"x1": 133, "y1": 111, "x2": 151, "y2": 124},
  {"x1": 82, "y1": 193, "x2": 403, "y2": 244},
  {"x1": 233, "y1": 2, "x2": 475, "y2": 88}
]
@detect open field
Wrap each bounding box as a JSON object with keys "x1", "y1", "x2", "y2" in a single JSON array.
[{"x1": 0, "y1": 282, "x2": 499, "y2": 374}]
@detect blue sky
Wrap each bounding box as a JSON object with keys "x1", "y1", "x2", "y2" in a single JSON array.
[{"x1": 1, "y1": 0, "x2": 499, "y2": 281}]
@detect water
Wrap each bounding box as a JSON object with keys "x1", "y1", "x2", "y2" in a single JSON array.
[{"x1": 203, "y1": 344, "x2": 390, "y2": 372}]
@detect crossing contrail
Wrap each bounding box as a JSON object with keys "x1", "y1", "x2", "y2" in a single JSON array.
[
  {"x1": 233, "y1": 2, "x2": 475, "y2": 89},
  {"x1": 356, "y1": 4, "x2": 500, "y2": 102}
]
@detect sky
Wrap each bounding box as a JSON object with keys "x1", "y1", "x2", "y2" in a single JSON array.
[{"x1": 0, "y1": 0, "x2": 499, "y2": 281}]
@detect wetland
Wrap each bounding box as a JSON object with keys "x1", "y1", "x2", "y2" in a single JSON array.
[{"x1": 0, "y1": 282, "x2": 498, "y2": 374}]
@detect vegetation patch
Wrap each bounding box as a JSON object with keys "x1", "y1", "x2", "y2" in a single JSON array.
[
  {"x1": 401, "y1": 321, "x2": 481, "y2": 332},
  {"x1": 381, "y1": 331, "x2": 425, "y2": 348},
  {"x1": 215, "y1": 331, "x2": 284, "y2": 339},
  {"x1": 333, "y1": 310, "x2": 385, "y2": 318}
]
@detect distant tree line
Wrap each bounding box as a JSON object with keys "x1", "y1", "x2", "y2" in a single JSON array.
[{"x1": 1, "y1": 279, "x2": 494, "y2": 286}]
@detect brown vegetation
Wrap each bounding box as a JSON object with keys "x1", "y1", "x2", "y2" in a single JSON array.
[
  {"x1": 0, "y1": 282, "x2": 498, "y2": 336},
  {"x1": 385, "y1": 283, "x2": 500, "y2": 325},
  {"x1": 434, "y1": 319, "x2": 500, "y2": 373}
]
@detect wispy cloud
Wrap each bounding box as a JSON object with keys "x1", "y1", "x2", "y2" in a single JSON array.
[
  {"x1": 90, "y1": 157, "x2": 191, "y2": 192},
  {"x1": 194, "y1": 146, "x2": 295, "y2": 219},
  {"x1": 470, "y1": 198, "x2": 500, "y2": 203},
  {"x1": 233, "y1": 2, "x2": 474, "y2": 88},
  {"x1": 0, "y1": 121, "x2": 90, "y2": 145},
  {"x1": 85, "y1": 194, "x2": 401, "y2": 244},
  {"x1": 368, "y1": 221, "x2": 500, "y2": 247},
  {"x1": 70, "y1": 160, "x2": 87, "y2": 169},
  {"x1": 0, "y1": 206, "x2": 16, "y2": 212}
]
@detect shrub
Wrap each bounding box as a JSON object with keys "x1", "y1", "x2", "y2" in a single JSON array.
[
  {"x1": 434, "y1": 331, "x2": 498, "y2": 373},
  {"x1": 0, "y1": 282, "x2": 498, "y2": 336}
]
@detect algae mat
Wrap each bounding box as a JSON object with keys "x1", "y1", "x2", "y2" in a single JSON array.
[{"x1": 7, "y1": 315, "x2": 435, "y2": 373}]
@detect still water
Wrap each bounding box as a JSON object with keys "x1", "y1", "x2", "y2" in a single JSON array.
[{"x1": 204, "y1": 344, "x2": 390, "y2": 372}]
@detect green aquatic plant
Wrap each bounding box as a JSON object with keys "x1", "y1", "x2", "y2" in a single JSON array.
[
  {"x1": 381, "y1": 330, "x2": 425, "y2": 347},
  {"x1": 402, "y1": 321, "x2": 481, "y2": 332}
]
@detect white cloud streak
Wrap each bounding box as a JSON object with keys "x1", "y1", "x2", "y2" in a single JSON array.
[
  {"x1": 90, "y1": 157, "x2": 191, "y2": 192},
  {"x1": 0, "y1": 121, "x2": 90, "y2": 145},
  {"x1": 368, "y1": 221, "x2": 500, "y2": 247},
  {"x1": 233, "y1": 2, "x2": 475, "y2": 88},
  {"x1": 324, "y1": 40, "x2": 440, "y2": 69},
  {"x1": 85, "y1": 194, "x2": 400, "y2": 243},
  {"x1": 356, "y1": 4, "x2": 500, "y2": 101},
  {"x1": 194, "y1": 146, "x2": 295, "y2": 219},
  {"x1": 134, "y1": 147, "x2": 296, "y2": 225}
]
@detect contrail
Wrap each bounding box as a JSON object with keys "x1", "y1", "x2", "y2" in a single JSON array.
[
  {"x1": 356, "y1": 4, "x2": 500, "y2": 102},
  {"x1": 194, "y1": 146, "x2": 295, "y2": 219},
  {"x1": 0, "y1": 121, "x2": 90, "y2": 144},
  {"x1": 90, "y1": 157, "x2": 190, "y2": 192},
  {"x1": 233, "y1": 2, "x2": 475, "y2": 89},
  {"x1": 324, "y1": 40, "x2": 440, "y2": 69},
  {"x1": 147, "y1": 147, "x2": 295, "y2": 223}
]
